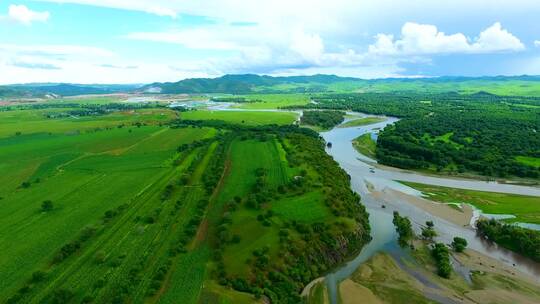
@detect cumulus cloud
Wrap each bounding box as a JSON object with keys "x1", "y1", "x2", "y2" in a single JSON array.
[
  {"x1": 472, "y1": 22, "x2": 525, "y2": 52},
  {"x1": 369, "y1": 22, "x2": 524, "y2": 56},
  {"x1": 535, "y1": 41, "x2": 540, "y2": 47},
  {"x1": 4, "y1": 5, "x2": 50, "y2": 25}
]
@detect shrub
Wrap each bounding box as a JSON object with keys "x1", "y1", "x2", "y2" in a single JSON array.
[
  {"x1": 30, "y1": 270, "x2": 47, "y2": 283},
  {"x1": 432, "y1": 243, "x2": 451, "y2": 278},
  {"x1": 41, "y1": 200, "x2": 54, "y2": 212},
  {"x1": 451, "y1": 237, "x2": 468, "y2": 252}
]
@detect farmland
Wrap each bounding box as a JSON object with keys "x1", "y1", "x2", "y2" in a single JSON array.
[
  {"x1": 0, "y1": 100, "x2": 369, "y2": 303},
  {"x1": 180, "y1": 110, "x2": 298, "y2": 125}
]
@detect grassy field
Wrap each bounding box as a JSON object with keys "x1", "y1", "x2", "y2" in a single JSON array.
[
  {"x1": 401, "y1": 181, "x2": 540, "y2": 224},
  {"x1": 180, "y1": 110, "x2": 298, "y2": 125},
  {"x1": 271, "y1": 191, "x2": 329, "y2": 222},
  {"x1": 339, "y1": 117, "x2": 386, "y2": 128},
  {"x1": 352, "y1": 133, "x2": 377, "y2": 159},
  {"x1": 235, "y1": 94, "x2": 311, "y2": 109},
  {"x1": 1, "y1": 100, "x2": 368, "y2": 303},
  {"x1": 359, "y1": 79, "x2": 540, "y2": 96},
  {"x1": 0, "y1": 107, "x2": 176, "y2": 138},
  {"x1": 217, "y1": 139, "x2": 294, "y2": 276},
  {"x1": 516, "y1": 156, "x2": 540, "y2": 168},
  {"x1": 0, "y1": 114, "x2": 217, "y2": 302}
]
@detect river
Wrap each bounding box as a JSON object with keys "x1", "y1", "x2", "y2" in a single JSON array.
[{"x1": 319, "y1": 113, "x2": 540, "y2": 304}]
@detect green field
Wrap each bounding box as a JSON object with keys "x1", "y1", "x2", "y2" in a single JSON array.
[
  {"x1": 401, "y1": 181, "x2": 540, "y2": 224},
  {"x1": 0, "y1": 101, "x2": 369, "y2": 303},
  {"x1": 0, "y1": 121, "x2": 217, "y2": 302},
  {"x1": 180, "y1": 110, "x2": 298, "y2": 125},
  {"x1": 352, "y1": 133, "x2": 377, "y2": 159},
  {"x1": 516, "y1": 156, "x2": 540, "y2": 168},
  {"x1": 0, "y1": 108, "x2": 176, "y2": 138},
  {"x1": 339, "y1": 117, "x2": 386, "y2": 128},
  {"x1": 235, "y1": 94, "x2": 311, "y2": 109}
]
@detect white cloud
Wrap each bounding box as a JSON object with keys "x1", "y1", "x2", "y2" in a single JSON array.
[
  {"x1": 472, "y1": 22, "x2": 524, "y2": 52},
  {"x1": 535, "y1": 40, "x2": 540, "y2": 47},
  {"x1": 289, "y1": 30, "x2": 325, "y2": 63},
  {"x1": 6, "y1": 5, "x2": 50, "y2": 25},
  {"x1": 125, "y1": 21, "x2": 524, "y2": 79},
  {"x1": 369, "y1": 22, "x2": 524, "y2": 56}
]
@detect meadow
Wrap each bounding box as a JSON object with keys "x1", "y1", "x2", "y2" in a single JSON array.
[
  {"x1": 180, "y1": 110, "x2": 298, "y2": 125},
  {"x1": 234, "y1": 94, "x2": 311, "y2": 109},
  {"x1": 352, "y1": 133, "x2": 377, "y2": 159},
  {"x1": 339, "y1": 117, "x2": 385, "y2": 128}
]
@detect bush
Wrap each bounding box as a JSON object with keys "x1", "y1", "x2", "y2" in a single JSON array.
[
  {"x1": 421, "y1": 227, "x2": 437, "y2": 241},
  {"x1": 451, "y1": 237, "x2": 468, "y2": 252},
  {"x1": 30, "y1": 270, "x2": 47, "y2": 283},
  {"x1": 432, "y1": 243, "x2": 451, "y2": 278},
  {"x1": 50, "y1": 289, "x2": 75, "y2": 304},
  {"x1": 41, "y1": 200, "x2": 54, "y2": 212}
]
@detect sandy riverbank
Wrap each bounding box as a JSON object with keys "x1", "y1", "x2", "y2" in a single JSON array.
[
  {"x1": 371, "y1": 188, "x2": 474, "y2": 227},
  {"x1": 338, "y1": 249, "x2": 540, "y2": 304}
]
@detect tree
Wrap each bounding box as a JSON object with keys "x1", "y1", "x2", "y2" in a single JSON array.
[
  {"x1": 432, "y1": 243, "x2": 451, "y2": 278},
  {"x1": 451, "y1": 237, "x2": 468, "y2": 252},
  {"x1": 392, "y1": 211, "x2": 414, "y2": 247},
  {"x1": 41, "y1": 200, "x2": 54, "y2": 212},
  {"x1": 421, "y1": 227, "x2": 437, "y2": 241}
]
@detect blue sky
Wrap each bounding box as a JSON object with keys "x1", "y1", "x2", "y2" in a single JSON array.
[{"x1": 1, "y1": 0, "x2": 540, "y2": 84}]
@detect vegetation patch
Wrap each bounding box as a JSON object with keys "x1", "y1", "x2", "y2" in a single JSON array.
[
  {"x1": 476, "y1": 219, "x2": 540, "y2": 262},
  {"x1": 352, "y1": 133, "x2": 377, "y2": 159},
  {"x1": 339, "y1": 116, "x2": 386, "y2": 128},
  {"x1": 300, "y1": 110, "x2": 345, "y2": 130},
  {"x1": 271, "y1": 191, "x2": 330, "y2": 222},
  {"x1": 401, "y1": 181, "x2": 540, "y2": 224},
  {"x1": 516, "y1": 156, "x2": 540, "y2": 168},
  {"x1": 181, "y1": 110, "x2": 298, "y2": 125}
]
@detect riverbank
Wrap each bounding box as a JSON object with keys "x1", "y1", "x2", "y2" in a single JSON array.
[
  {"x1": 371, "y1": 158, "x2": 540, "y2": 188},
  {"x1": 371, "y1": 188, "x2": 474, "y2": 227},
  {"x1": 338, "y1": 247, "x2": 540, "y2": 304}
]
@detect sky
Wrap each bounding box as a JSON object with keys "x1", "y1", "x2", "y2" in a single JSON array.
[{"x1": 1, "y1": 0, "x2": 540, "y2": 84}]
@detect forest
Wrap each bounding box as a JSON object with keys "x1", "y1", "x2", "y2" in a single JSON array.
[
  {"x1": 294, "y1": 92, "x2": 540, "y2": 179},
  {"x1": 300, "y1": 110, "x2": 345, "y2": 130}
]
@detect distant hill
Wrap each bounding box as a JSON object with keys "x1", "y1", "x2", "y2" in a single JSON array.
[
  {"x1": 140, "y1": 74, "x2": 360, "y2": 94},
  {"x1": 0, "y1": 83, "x2": 142, "y2": 99},
  {"x1": 3, "y1": 75, "x2": 540, "y2": 99}
]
